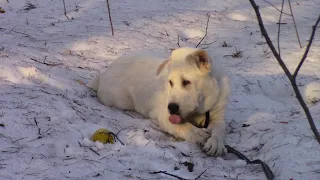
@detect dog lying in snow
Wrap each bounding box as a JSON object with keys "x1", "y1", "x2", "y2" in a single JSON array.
[{"x1": 87, "y1": 47, "x2": 230, "y2": 156}]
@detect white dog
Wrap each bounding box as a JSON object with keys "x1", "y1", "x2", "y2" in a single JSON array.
[{"x1": 87, "y1": 47, "x2": 230, "y2": 156}]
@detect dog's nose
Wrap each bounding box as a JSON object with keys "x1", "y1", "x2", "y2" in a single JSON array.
[{"x1": 168, "y1": 103, "x2": 179, "y2": 114}]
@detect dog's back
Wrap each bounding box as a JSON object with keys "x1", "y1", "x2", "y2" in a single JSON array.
[{"x1": 87, "y1": 52, "x2": 169, "y2": 117}]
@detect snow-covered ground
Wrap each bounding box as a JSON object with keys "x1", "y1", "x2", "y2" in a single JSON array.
[{"x1": 1, "y1": 0, "x2": 320, "y2": 179}]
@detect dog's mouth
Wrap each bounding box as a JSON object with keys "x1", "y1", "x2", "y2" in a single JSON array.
[
  {"x1": 169, "y1": 114, "x2": 182, "y2": 124},
  {"x1": 168, "y1": 109, "x2": 198, "y2": 124}
]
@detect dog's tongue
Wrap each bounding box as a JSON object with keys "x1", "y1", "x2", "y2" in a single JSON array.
[{"x1": 169, "y1": 114, "x2": 181, "y2": 124}]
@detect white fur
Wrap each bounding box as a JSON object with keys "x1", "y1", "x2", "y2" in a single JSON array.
[{"x1": 87, "y1": 47, "x2": 230, "y2": 157}]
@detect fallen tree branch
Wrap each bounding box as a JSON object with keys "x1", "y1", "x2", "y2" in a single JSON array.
[{"x1": 248, "y1": 0, "x2": 320, "y2": 144}]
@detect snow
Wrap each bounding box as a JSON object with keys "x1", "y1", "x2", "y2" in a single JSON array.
[
  {"x1": 234, "y1": 159, "x2": 247, "y2": 168},
  {"x1": 0, "y1": 0, "x2": 320, "y2": 179}
]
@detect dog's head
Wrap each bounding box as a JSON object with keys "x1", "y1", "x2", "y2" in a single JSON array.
[{"x1": 157, "y1": 47, "x2": 219, "y2": 124}]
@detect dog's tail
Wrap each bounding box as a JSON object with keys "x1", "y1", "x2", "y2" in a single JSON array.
[{"x1": 87, "y1": 75, "x2": 100, "y2": 91}]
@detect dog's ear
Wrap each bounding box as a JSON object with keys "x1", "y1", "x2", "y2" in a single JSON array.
[
  {"x1": 156, "y1": 59, "x2": 169, "y2": 75},
  {"x1": 187, "y1": 50, "x2": 211, "y2": 73}
]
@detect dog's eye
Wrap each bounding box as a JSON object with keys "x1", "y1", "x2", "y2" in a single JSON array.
[
  {"x1": 169, "y1": 80, "x2": 173, "y2": 87},
  {"x1": 182, "y1": 80, "x2": 191, "y2": 87}
]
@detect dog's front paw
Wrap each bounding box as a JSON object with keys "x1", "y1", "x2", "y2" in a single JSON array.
[
  {"x1": 203, "y1": 134, "x2": 226, "y2": 157},
  {"x1": 186, "y1": 127, "x2": 211, "y2": 146}
]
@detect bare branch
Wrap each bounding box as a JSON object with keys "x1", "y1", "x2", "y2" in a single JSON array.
[
  {"x1": 248, "y1": 0, "x2": 292, "y2": 78},
  {"x1": 277, "y1": 0, "x2": 284, "y2": 56},
  {"x1": 106, "y1": 0, "x2": 114, "y2": 36},
  {"x1": 293, "y1": 14, "x2": 320, "y2": 78},
  {"x1": 196, "y1": 14, "x2": 210, "y2": 48},
  {"x1": 177, "y1": 33, "x2": 181, "y2": 47},
  {"x1": 249, "y1": 0, "x2": 320, "y2": 144},
  {"x1": 288, "y1": 0, "x2": 302, "y2": 48}
]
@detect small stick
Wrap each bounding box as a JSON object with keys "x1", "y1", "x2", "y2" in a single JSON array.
[
  {"x1": 196, "y1": 14, "x2": 210, "y2": 48},
  {"x1": 177, "y1": 33, "x2": 180, "y2": 47},
  {"x1": 34, "y1": 117, "x2": 38, "y2": 126},
  {"x1": 195, "y1": 170, "x2": 207, "y2": 180},
  {"x1": 150, "y1": 171, "x2": 185, "y2": 180},
  {"x1": 62, "y1": 0, "x2": 69, "y2": 20},
  {"x1": 30, "y1": 57, "x2": 62, "y2": 66},
  {"x1": 163, "y1": 28, "x2": 169, "y2": 36},
  {"x1": 89, "y1": 147, "x2": 100, "y2": 156},
  {"x1": 288, "y1": 0, "x2": 302, "y2": 48},
  {"x1": 106, "y1": 0, "x2": 114, "y2": 36}
]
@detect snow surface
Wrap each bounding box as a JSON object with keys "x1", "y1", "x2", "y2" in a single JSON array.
[{"x1": 0, "y1": 0, "x2": 320, "y2": 179}]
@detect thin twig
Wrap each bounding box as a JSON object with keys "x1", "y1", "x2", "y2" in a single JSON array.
[
  {"x1": 109, "y1": 132, "x2": 124, "y2": 145},
  {"x1": 277, "y1": 0, "x2": 284, "y2": 56},
  {"x1": 195, "y1": 170, "x2": 207, "y2": 180},
  {"x1": 196, "y1": 14, "x2": 210, "y2": 48},
  {"x1": 177, "y1": 33, "x2": 181, "y2": 47},
  {"x1": 89, "y1": 147, "x2": 100, "y2": 156},
  {"x1": 62, "y1": 0, "x2": 69, "y2": 20},
  {"x1": 150, "y1": 171, "x2": 185, "y2": 180},
  {"x1": 163, "y1": 28, "x2": 169, "y2": 36},
  {"x1": 293, "y1": 14, "x2": 320, "y2": 78},
  {"x1": 30, "y1": 57, "x2": 63, "y2": 66},
  {"x1": 248, "y1": 0, "x2": 320, "y2": 144},
  {"x1": 288, "y1": 0, "x2": 302, "y2": 48},
  {"x1": 106, "y1": 0, "x2": 114, "y2": 36},
  {"x1": 150, "y1": 169, "x2": 206, "y2": 180},
  {"x1": 261, "y1": 0, "x2": 291, "y2": 16}
]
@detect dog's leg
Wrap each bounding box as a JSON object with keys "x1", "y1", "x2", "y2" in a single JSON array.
[
  {"x1": 203, "y1": 75, "x2": 230, "y2": 157},
  {"x1": 203, "y1": 108, "x2": 227, "y2": 157},
  {"x1": 158, "y1": 116, "x2": 211, "y2": 146}
]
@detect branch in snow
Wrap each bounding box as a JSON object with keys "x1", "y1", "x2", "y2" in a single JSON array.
[
  {"x1": 150, "y1": 169, "x2": 206, "y2": 180},
  {"x1": 89, "y1": 147, "x2": 100, "y2": 156},
  {"x1": 248, "y1": 0, "x2": 320, "y2": 144},
  {"x1": 30, "y1": 57, "x2": 63, "y2": 66}
]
